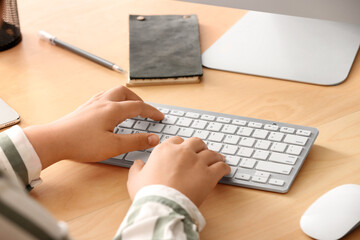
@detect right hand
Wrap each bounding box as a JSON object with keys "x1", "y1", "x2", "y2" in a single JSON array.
[
  {"x1": 24, "y1": 86, "x2": 164, "y2": 169},
  {"x1": 127, "y1": 136, "x2": 231, "y2": 207}
]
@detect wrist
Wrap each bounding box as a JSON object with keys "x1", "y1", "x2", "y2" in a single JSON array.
[{"x1": 23, "y1": 124, "x2": 66, "y2": 169}]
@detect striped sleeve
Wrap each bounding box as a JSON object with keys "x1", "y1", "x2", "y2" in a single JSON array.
[
  {"x1": 0, "y1": 127, "x2": 72, "y2": 239},
  {"x1": 0, "y1": 169, "x2": 71, "y2": 240},
  {"x1": 0, "y1": 126, "x2": 42, "y2": 189},
  {"x1": 114, "y1": 185, "x2": 206, "y2": 240}
]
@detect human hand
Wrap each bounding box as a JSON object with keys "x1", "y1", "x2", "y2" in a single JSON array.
[
  {"x1": 127, "y1": 136, "x2": 231, "y2": 207},
  {"x1": 24, "y1": 86, "x2": 164, "y2": 169}
]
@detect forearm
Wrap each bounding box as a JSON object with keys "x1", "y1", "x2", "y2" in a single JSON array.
[{"x1": 24, "y1": 124, "x2": 66, "y2": 169}]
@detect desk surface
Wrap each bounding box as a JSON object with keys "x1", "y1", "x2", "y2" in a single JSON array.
[{"x1": 1, "y1": 0, "x2": 360, "y2": 239}]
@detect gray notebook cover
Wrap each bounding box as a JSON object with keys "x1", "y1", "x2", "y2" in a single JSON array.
[{"x1": 128, "y1": 15, "x2": 202, "y2": 86}]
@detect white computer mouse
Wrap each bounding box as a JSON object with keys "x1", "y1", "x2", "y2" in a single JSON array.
[{"x1": 300, "y1": 184, "x2": 360, "y2": 240}]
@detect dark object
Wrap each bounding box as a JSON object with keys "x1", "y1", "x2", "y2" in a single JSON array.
[
  {"x1": 128, "y1": 15, "x2": 202, "y2": 86},
  {"x1": 0, "y1": 0, "x2": 22, "y2": 51}
]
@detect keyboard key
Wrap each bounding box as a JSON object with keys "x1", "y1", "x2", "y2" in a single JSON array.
[
  {"x1": 284, "y1": 134, "x2": 308, "y2": 146},
  {"x1": 177, "y1": 117, "x2": 193, "y2": 127},
  {"x1": 208, "y1": 132, "x2": 225, "y2": 142},
  {"x1": 193, "y1": 130, "x2": 210, "y2": 140},
  {"x1": 160, "y1": 135, "x2": 172, "y2": 143},
  {"x1": 296, "y1": 129, "x2": 311, "y2": 136},
  {"x1": 237, "y1": 147, "x2": 254, "y2": 157},
  {"x1": 239, "y1": 137, "x2": 256, "y2": 147},
  {"x1": 216, "y1": 117, "x2": 231, "y2": 123},
  {"x1": 178, "y1": 127, "x2": 194, "y2": 137},
  {"x1": 270, "y1": 142, "x2": 287, "y2": 152},
  {"x1": 232, "y1": 119, "x2": 247, "y2": 126},
  {"x1": 256, "y1": 161, "x2": 292, "y2": 175},
  {"x1": 280, "y1": 127, "x2": 295, "y2": 134},
  {"x1": 224, "y1": 135, "x2": 240, "y2": 145},
  {"x1": 170, "y1": 110, "x2": 185, "y2": 116},
  {"x1": 224, "y1": 167, "x2": 237, "y2": 178},
  {"x1": 254, "y1": 171, "x2": 270, "y2": 179},
  {"x1": 248, "y1": 122, "x2": 262, "y2": 128},
  {"x1": 253, "y1": 150, "x2": 270, "y2": 160},
  {"x1": 239, "y1": 158, "x2": 256, "y2": 168},
  {"x1": 286, "y1": 145, "x2": 303, "y2": 155},
  {"x1": 148, "y1": 123, "x2": 165, "y2": 133},
  {"x1": 255, "y1": 140, "x2": 271, "y2": 150},
  {"x1": 147, "y1": 118, "x2": 158, "y2": 122},
  {"x1": 221, "y1": 124, "x2": 238, "y2": 134},
  {"x1": 268, "y1": 132, "x2": 284, "y2": 141},
  {"x1": 118, "y1": 119, "x2": 136, "y2": 128},
  {"x1": 269, "y1": 179, "x2": 285, "y2": 186},
  {"x1": 237, "y1": 127, "x2": 253, "y2": 136},
  {"x1": 206, "y1": 122, "x2": 223, "y2": 131},
  {"x1": 133, "y1": 130, "x2": 147, "y2": 134},
  {"x1": 252, "y1": 129, "x2": 269, "y2": 139},
  {"x1": 269, "y1": 152, "x2": 297, "y2": 165},
  {"x1": 125, "y1": 151, "x2": 150, "y2": 162},
  {"x1": 162, "y1": 115, "x2": 178, "y2": 124},
  {"x1": 252, "y1": 176, "x2": 268, "y2": 183},
  {"x1": 191, "y1": 120, "x2": 207, "y2": 129},
  {"x1": 264, "y1": 124, "x2": 279, "y2": 131},
  {"x1": 225, "y1": 155, "x2": 241, "y2": 166},
  {"x1": 162, "y1": 125, "x2": 180, "y2": 135},
  {"x1": 207, "y1": 142, "x2": 223, "y2": 152},
  {"x1": 133, "y1": 121, "x2": 150, "y2": 130},
  {"x1": 235, "y1": 172, "x2": 251, "y2": 181},
  {"x1": 116, "y1": 128, "x2": 133, "y2": 134},
  {"x1": 185, "y1": 112, "x2": 200, "y2": 118},
  {"x1": 112, "y1": 153, "x2": 126, "y2": 160},
  {"x1": 157, "y1": 108, "x2": 169, "y2": 114},
  {"x1": 221, "y1": 145, "x2": 238, "y2": 155},
  {"x1": 134, "y1": 116, "x2": 146, "y2": 120},
  {"x1": 200, "y1": 114, "x2": 216, "y2": 121}
]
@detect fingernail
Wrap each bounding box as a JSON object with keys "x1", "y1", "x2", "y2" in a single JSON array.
[
  {"x1": 148, "y1": 134, "x2": 158, "y2": 146},
  {"x1": 221, "y1": 155, "x2": 227, "y2": 162}
]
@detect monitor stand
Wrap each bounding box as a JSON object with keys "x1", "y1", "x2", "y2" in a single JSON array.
[{"x1": 202, "y1": 11, "x2": 360, "y2": 85}]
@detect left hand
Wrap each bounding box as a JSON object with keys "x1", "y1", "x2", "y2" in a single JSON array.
[
  {"x1": 24, "y1": 86, "x2": 164, "y2": 169},
  {"x1": 127, "y1": 136, "x2": 230, "y2": 207}
]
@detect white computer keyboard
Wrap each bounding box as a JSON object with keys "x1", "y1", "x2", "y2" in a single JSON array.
[{"x1": 102, "y1": 103, "x2": 319, "y2": 193}]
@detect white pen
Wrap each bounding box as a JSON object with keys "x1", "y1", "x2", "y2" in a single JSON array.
[{"x1": 38, "y1": 30, "x2": 125, "y2": 73}]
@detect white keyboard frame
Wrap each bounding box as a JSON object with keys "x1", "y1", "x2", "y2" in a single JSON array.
[{"x1": 102, "y1": 102, "x2": 319, "y2": 193}]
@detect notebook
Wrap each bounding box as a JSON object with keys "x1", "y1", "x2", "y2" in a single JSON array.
[{"x1": 128, "y1": 15, "x2": 202, "y2": 86}]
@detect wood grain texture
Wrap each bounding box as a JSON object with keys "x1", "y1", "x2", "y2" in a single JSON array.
[{"x1": 1, "y1": 0, "x2": 359, "y2": 239}]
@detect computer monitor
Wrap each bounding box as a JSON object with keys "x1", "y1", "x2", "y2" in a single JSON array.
[{"x1": 181, "y1": 0, "x2": 360, "y2": 85}]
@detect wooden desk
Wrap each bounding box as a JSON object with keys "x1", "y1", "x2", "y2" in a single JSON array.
[{"x1": 1, "y1": 0, "x2": 359, "y2": 239}]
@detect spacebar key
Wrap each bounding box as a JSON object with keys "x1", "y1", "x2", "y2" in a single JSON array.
[
  {"x1": 125, "y1": 151, "x2": 150, "y2": 162},
  {"x1": 256, "y1": 161, "x2": 292, "y2": 175}
]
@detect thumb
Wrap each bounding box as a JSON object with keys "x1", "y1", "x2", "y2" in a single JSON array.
[
  {"x1": 129, "y1": 159, "x2": 145, "y2": 178},
  {"x1": 116, "y1": 133, "x2": 160, "y2": 152},
  {"x1": 128, "y1": 159, "x2": 145, "y2": 200}
]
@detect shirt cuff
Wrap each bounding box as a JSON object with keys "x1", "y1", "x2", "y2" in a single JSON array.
[
  {"x1": 0, "y1": 125, "x2": 42, "y2": 188},
  {"x1": 134, "y1": 184, "x2": 206, "y2": 231}
]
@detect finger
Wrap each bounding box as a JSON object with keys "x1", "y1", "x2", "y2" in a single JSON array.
[
  {"x1": 197, "y1": 150, "x2": 225, "y2": 166},
  {"x1": 116, "y1": 133, "x2": 160, "y2": 152},
  {"x1": 183, "y1": 137, "x2": 208, "y2": 153},
  {"x1": 128, "y1": 159, "x2": 145, "y2": 179},
  {"x1": 166, "y1": 136, "x2": 184, "y2": 144},
  {"x1": 117, "y1": 101, "x2": 164, "y2": 122},
  {"x1": 209, "y1": 161, "x2": 231, "y2": 180},
  {"x1": 103, "y1": 86, "x2": 143, "y2": 102}
]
